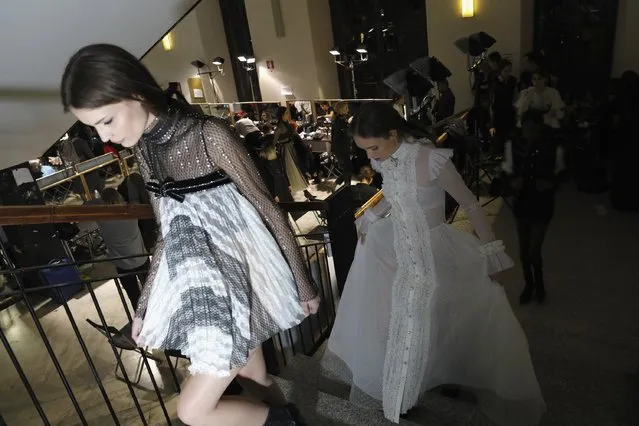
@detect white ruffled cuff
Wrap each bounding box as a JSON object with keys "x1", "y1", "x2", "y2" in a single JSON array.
[
  {"x1": 479, "y1": 240, "x2": 505, "y2": 256},
  {"x1": 480, "y1": 240, "x2": 515, "y2": 275}
]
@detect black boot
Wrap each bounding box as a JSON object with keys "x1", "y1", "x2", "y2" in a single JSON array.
[
  {"x1": 264, "y1": 404, "x2": 306, "y2": 426},
  {"x1": 534, "y1": 264, "x2": 546, "y2": 304},
  {"x1": 519, "y1": 262, "x2": 535, "y2": 305}
]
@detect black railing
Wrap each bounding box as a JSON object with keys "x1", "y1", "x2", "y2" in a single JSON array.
[{"x1": 0, "y1": 201, "x2": 343, "y2": 425}]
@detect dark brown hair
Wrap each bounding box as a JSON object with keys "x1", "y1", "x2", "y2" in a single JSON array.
[
  {"x1": 101, "y1": 188, "x2": 125, "y2": 205},
  {"x1": 61, "y1": 44, "x2": 168, "y2": 114},
  {"x1": 350, "y1": 101, "x2": 428, "y2": 140}
]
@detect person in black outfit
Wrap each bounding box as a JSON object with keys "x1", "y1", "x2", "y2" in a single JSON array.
[
  {"x1": 511, "y1": 114, "x2": 558, "y2": 305},
  {"x1": 472, "y1": 51, "x2": 501, "y2": 144},
  {"x1": 435, "y1": 79, "x2": 456, "y2": 122},
  {"x1": 490, "y1": 59, "x2": 518, "y2": 156},
  {"x1": 331, "y1": 101, "x2": 353, "y2": 187}
]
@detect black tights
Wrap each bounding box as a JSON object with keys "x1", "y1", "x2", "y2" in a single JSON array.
[{"x1": 516, "y1": 219, "x2": 549, "y2": 290}]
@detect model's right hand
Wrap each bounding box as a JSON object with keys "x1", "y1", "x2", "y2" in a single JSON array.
[{"x1": 131, "y1": 316, "x2": 144, "y2": 345}]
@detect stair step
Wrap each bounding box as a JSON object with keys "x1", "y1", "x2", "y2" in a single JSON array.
[
  {"x1": 274, "y1": 375, "x2": 421, "y2": 425},
  {"x1": 278, "y1": 351, "x2": 492, "y2": 425}
]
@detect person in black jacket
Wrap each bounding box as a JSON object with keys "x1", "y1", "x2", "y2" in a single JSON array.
[
  {"x1": 511, "y1": 113, "x2": 558, "y2": 305},
  {"x1": 331, "y1": 101, "x2": 353, "y2": 187}
]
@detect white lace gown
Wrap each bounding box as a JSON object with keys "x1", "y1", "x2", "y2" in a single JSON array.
[{"x1": 324, "y1": 141, "x2": 545, "y2": 425}]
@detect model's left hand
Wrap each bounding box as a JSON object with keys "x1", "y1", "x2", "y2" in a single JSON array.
[{"x1": 301, "y1": 295, "x2": 320, "y2": 316}]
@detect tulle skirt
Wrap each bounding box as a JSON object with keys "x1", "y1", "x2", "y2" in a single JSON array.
[{"x1": 323, "y1": 217, "x2": 546, "y2": 425}]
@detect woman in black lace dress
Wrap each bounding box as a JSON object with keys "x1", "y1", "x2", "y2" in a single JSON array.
[{"x1": 61, "y1": 44, "x2": 318, "y2": 426}]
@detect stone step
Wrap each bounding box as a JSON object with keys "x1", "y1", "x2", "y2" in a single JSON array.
[
  {"x1": 278, "y1": 347, "x2": 492, "y2": 426},
  {"x1": 274, "y1": 375, "x2": 422, "y2": 426}
]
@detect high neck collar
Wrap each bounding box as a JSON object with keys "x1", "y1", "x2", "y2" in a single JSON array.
[{"x1": 141, "y1": 107, "x2": 181, "y2": 145}]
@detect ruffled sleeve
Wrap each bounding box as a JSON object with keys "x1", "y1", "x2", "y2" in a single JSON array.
[{"x1": 420, "y1": 145, "x2": 514, "y2": 274}]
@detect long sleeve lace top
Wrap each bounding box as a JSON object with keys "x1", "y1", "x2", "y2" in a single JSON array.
[{"x1": 133, "y1": 107, "x2": 317, "y2": 319}]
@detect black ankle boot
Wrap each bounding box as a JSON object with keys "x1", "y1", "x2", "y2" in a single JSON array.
[
  {"x1": 264, "y1": 404, "x2": 306, "y2": 426},
  {"x1": 519, "y1": 285, "x2": 534, "y2": 305}
]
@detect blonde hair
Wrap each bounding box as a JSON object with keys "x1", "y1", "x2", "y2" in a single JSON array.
[{"x1": 333, "y1": 101, "x2": 349, "y2": 116}]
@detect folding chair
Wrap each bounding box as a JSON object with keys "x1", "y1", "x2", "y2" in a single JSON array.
[{"x1": 86, "y1": 319, "x2": 163, "y2": 387}]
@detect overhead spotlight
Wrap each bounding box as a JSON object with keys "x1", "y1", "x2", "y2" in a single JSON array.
[
  {"x1": 356, "y1": 45, "x2": 368, "y2": 54},
  {"x1": 212, "y1": 57, "x2": 225, "y2": 66},
  {"x1": 238, "y1": 56, "x2": 247, "y2": 62},
  {"x1": 329, "y1": 48, "x2": 341, "y2": 56},
  {"x1": 190, "y1": 59, "x2": 206, "y2": 69}
]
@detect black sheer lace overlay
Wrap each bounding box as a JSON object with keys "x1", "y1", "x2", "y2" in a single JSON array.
[{"x1": 134, "y1": 108, "x2": 317, "y2": 318}]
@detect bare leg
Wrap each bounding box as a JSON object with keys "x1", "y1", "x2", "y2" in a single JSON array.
[
  {"x1": 237, "y1": 347, "x2": 288, "y2": 406},
  {"x1": 177, "y1": 362, "x2": 269, "y2": 426}
]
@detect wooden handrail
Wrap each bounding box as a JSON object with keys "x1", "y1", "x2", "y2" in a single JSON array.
[{"x1": 0, "y1": 205, "x2": 153, "y2": 226}]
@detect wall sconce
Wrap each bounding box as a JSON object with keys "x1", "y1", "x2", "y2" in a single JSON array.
[
  {"x1": 162, "y1": 33, "x2": 174, "y2": 51},
  {"x1": 461, "y1": 0, "x2": 475, "y2": 18}
]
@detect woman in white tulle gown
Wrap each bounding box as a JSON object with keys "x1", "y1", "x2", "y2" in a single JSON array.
[{"x1": 323, "y1": 102, "x2": 545, "y2": 425}]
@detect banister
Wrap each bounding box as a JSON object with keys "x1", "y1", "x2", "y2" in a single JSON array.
[{"x1": 0, "y1": 204, "x2": 154, "y2": 226}]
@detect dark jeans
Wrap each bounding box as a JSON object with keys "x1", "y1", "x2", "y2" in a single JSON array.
[
  {"x1": 516, "y1": 219, "x2": 549, "y2": 289},
  {"x1": 116, "y1": 260, "x2": 150, "y2": 308}
]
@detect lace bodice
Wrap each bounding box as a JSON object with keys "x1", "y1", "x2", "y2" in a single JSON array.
[
  {"x1": 371, "y1": 140, "x2": 495, "y2": 242},
  {"x1": 134, "y1": 107, "x2": 317, "y2": 319}
]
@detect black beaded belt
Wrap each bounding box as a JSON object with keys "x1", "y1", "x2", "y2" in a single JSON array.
[{"x1": 145, "y1": 170, "x2": 231, "y2": 203}]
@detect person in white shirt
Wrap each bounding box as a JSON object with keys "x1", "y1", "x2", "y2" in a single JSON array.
[{"x1": 503, "y1": 69, "x2": 566, "y2": 174}]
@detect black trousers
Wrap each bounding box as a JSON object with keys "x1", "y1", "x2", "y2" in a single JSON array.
[
  {"x1": 334, "y1": 154, "x2": 353, "y2": 186},
  {"x1": 116, "y1": 260, "x2": 150, "y2": 308},
  {"x1": 516, "y1": 219, "x2": 549, "y2": 289}
]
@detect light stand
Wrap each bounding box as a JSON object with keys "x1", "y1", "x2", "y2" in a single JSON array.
[
  {"x1": 238, "y1": 55, "x2": 257, "y2": 101},
  {"x1": 191, "y1": 57, "x2": 226, "y2": 103},
  {"x1": 330, "y1": 45, "x2": 368, "y2": 99}
]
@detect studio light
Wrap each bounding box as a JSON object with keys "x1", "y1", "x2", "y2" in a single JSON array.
[
  {"x1": 247, "y1": 57, "x2": 256, "y2": 64},
  {"x1": 454, "y1": 32, "x2": 496, "y2": 57},
  {"x1": 212, "y1": 57, "x2": 225, "y2": 66},
  {"x1": 238, "y1": 56, "x2": 247, "y2": 62},
  {"x1": 190, "y1": 60, "x2": 206, "y2": 69},
  {"x1": 329, "y1": 46, "x2": 368, "y2": 98}
]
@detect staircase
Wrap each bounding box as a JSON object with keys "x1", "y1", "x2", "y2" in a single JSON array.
[{"x1": 272, "y1": 343, "x2": 494, "y2": 425}]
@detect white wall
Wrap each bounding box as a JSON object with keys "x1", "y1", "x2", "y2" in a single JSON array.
[
  {"x1": 245, "y1": 0, "x2": 339, "y2": 101},
  {"x1": 426, "y1": 0, "x2": 524, "y2": 110},
  {"x1": 142, "y1": 0, "x2": 237, "y2": 103},
  {"x1": 307, "y1": 0, "x2": 341, "y2": 99},
  {"x1": 0, "y1": 0, "x2": 198, "y2": 170},
  {"x1": 612, "y1": 0, "x2": 639, "y2": 77},
  {"x1": 194, "y1": 0, "x2": 238, "y2": 101}
]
